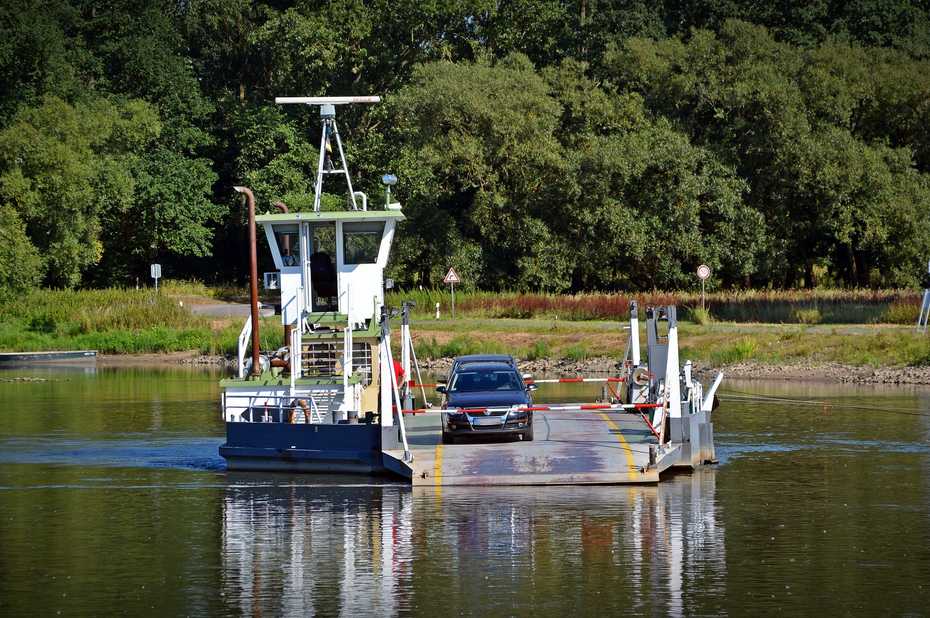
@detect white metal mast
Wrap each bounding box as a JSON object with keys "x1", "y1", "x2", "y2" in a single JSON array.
[{"x1": 275, "y1": 96, "x2": 380, "y2": 212}]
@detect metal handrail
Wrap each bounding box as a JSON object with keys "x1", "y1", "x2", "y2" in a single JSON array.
[
  {"x1": 224, "y1": 392, "x2": 339, "y2": 424},
  {"x1": 381, "y1": 319, "x2": 411, "y2": 462}
]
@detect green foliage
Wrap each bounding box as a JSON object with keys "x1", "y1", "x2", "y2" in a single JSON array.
[
  {"x1": 711, "y1": 337, "x2": 758, "y2": 364},
  {"x1": 0, "y1": 96, "x2": 156, "y2": 286},
  {"x1": 882, "y1": 300, "x2": 921, "y2": 325},
  {"x1": 794, "y1": 308, "x2": 823, "y2": 324},
  {"x1": 609, "y1": 21, "x2": 930, "y2": 288},
  {"x1": 564, "y1": 343, "x2": 590, "y2": 361},
  {"x1": 0, "y1": 205, "x2": 42, "y2": 292},
  {"x1": 4, "y1": 1, "x2": 930, "y2": 298},
  {"x1": 690, "y1": 307, "x2": 714, "y2": 325},
  {"x1": 794, "y1": 307, "x2": 823, "y2": 324},
  {"x1": 525, "y1": 340, "x2": 551, "y2": 361},
  {"x1": 412, "y1": 334, "x2": 508, "y2": 359},
  {"x1": 385, "y1": 53, "x2": 762, "y2": 291},
  {"x1": 0, "y1": 286, "x2": 288, "y2": 354}
]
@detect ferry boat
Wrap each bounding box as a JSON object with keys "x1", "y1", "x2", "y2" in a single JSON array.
[{"x1": 218, "y1": 95, "x2": 722, "y2": 484}]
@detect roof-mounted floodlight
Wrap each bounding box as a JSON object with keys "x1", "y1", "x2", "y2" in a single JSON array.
[
  {"x1": 382, "y1": 173, "x2": 400, "y2": 210},
  {"x1": 274, "y1": 95, "x2": 381, "y2": 212}
]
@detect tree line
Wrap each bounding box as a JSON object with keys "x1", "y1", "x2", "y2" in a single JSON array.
[{"x1": 2, "y1": 0, "x2": 930, "y2": 293}]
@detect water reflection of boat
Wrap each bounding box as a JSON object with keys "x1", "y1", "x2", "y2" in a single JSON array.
[
  {"x1": 221, "y1": 479, "x2": 413, "y2": 616},
  {"x1": 220, "y1": 470, "x2": 725, "y2": 614}
]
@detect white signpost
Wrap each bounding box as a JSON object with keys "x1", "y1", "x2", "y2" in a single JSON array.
[
  {"x1": 696, "y1": 264, "x2": 711, "y2": 311},
  {"x1": 150, "y1": 263, "x2": 162, "y2": 292},
  {"x1": 918, "y1": 259, "x2": 930, "y2": 333},
  {"x1": 443, "y1": 267, "x2": 461, "y2": 319}
]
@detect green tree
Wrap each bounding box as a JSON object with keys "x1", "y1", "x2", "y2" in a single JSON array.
[
  {"x1": 388, "y1": 54, "x2": 567, "y2": 289},
  {"x1": 607, "y1": 20, "x2": 930, "y2": 287},
  {"x1": 0, "y1": 0, "x2": 95, "y2": 122},
  {"x1": 0, "y1": 96, "x2": 157, "y2": 287},
  {"x1": 0, "y1": 205, "x2": 42, "y2": 292}
]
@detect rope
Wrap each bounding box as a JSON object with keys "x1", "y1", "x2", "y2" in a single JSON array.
[{"x1": 719, "y1": 388, "x2": 930, "y2": 417}]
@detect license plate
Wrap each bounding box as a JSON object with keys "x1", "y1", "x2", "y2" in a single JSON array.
[{"x1": 472, "y1": 416, "x2": 503, "y2": 426}]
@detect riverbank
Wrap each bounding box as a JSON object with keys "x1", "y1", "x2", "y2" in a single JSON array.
[
  {"x1": 5, "y1": 286, "x2": 930, "y2": 382},
  {"x1": 83, "y1": 351, "x2": 930, "y2": 386},
  {"x1": 408, "y1": 318, "x2": 930, "y2": 367},
  {"x1": 416, "y1": 356, "x2": 930, "y2": 385}
]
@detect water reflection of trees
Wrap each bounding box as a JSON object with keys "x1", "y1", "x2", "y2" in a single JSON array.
[{"x1": 221, "y1": 470, "x2": 725, "y2": 615}]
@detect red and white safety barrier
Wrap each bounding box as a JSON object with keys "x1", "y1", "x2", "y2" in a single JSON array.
[
  {"x1": 525, "y1": 377, "x2": 625, "y2": 384},
  {"x1": 399, "y1": 401, "x2": 662, "y2": 415},
  {"x1": 425, "y1": 402, "x2": 662, "y2": 415},
  {"x1": 408, "y1": 376, "x2": 627, "y2": 389},
  {"x1": 401, "y1": 408, "x2": 432, "y2": 415}
]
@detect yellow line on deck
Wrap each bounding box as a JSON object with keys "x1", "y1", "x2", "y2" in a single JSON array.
[
  {"x1": 599, "y1": 413, "x2": 638, "y2": 481},
  {"x1": 433, "y1": 444, "x2": 444, "y2": 493}
]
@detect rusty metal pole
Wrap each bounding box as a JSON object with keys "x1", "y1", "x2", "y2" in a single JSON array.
[{"x1": 234, "y1": 186, "x2": 262, "y2": 378}]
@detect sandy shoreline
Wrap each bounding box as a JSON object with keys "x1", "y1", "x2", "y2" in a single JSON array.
[{"x1": 88, "y1": 352, "x2": 930, "y2": 385}]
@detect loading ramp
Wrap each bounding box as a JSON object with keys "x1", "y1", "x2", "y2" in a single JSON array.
[{"x1": 383, "y1": 410, "x2": 680, "y2": 486}]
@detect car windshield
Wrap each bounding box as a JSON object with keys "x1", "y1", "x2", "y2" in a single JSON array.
[{"x1": 449, "y1": 369, "x2": 522, "y2": 392}]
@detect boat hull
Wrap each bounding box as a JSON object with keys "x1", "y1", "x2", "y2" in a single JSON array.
[
  {"x1": 0, "y1": 350, "x2": 97, "y2": 366},
  {"x1": 220, "y1": 421, "x2": 390, "y2": 473}
]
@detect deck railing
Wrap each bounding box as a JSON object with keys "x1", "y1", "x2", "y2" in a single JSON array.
[{"x1": 223, "y1": 392, "x2": 339, "y2": 424}]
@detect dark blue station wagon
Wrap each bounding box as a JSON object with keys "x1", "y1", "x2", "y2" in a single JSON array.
[{"x1": 437, "y1": 355, "x2": 537, "y2": 444}]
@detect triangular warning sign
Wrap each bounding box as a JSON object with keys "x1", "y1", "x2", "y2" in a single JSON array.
[{"x1": 443, "y1": 267, "x2": 461, "y2": 284}]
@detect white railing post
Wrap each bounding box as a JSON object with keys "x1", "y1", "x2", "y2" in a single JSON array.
[
  {"x1": 290, "y1": 326, "x2": 299, "y2": 392},
  {"x1": 384, "y1": 336, "x2": 411, "y2": 462},
  {"x1": 379, "y1": 332, "x2": 394, "y2": 426},
  {"x1": 343, "y1": 312, "x2": 353, "y2": 416},
  {"x1": 665, "y1": 306, "x2": 682, "y2": 420},
  {"x1": 379, "y1": 312, "x2": 410, "y2": 460},
  {"x1": 237, "y1": 316, "x2": 252, "y2": 379},
  {"x1": 408, "y1": 334, "x2": 429, "y2": 406},
  {"x1": 629, "y1": 301, "x2": 641, "y2": 366},
  {"x1": 401, "y1": 302, "x2": 413, "y2": 409}
]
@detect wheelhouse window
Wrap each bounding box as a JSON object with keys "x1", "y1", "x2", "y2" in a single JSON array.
[
  {"x1": 274, "y1": 225, "x2": 299, "y2": 267},
  {"x1": 343, "y1": 222, "x2": 384, "y2": 265}
]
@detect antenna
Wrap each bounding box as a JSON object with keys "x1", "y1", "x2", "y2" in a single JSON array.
[{"x1": 276, "y1": 96, "x2": 381, "y2": 212}]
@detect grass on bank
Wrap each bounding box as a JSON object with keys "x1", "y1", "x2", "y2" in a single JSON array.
[
  {"x1": 2, "y1": 283, "x2": 930, "y2": 367},
  {"x1": 408, "y1": 319, "x2": 930, "y2": 367},
  {"x1": 0, "y1": 287, "x2": 281, "y2": 355}
]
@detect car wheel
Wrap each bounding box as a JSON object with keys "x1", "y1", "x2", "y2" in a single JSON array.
[
  {"x1": 442, "y1": 431, "x2": 455, "y2": 445},
  {"x1": 523, "y1": 422, "x2": 534, "y2": 442}
]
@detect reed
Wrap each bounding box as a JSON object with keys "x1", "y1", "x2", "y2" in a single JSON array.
[{"x1": 388, "y1": 288, "x2": 921, "y2": 324}]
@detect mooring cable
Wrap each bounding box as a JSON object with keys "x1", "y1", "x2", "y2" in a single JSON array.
[{"x1": 719, "y1": 388, "x2": 930, "y2": 417}]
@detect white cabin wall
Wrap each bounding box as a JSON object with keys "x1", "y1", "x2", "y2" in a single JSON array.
[
  {"x1": 280, "y1": 270, "x2": 302, "y2": 325},
  {"x1": 339, "y1": 265, "x2": 382, "y2": 324}
]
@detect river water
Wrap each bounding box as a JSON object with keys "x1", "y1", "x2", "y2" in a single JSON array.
[{"x1": 1, "y1": 366, "x2": 929, "y2": 616}]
